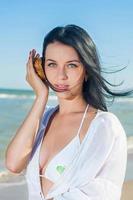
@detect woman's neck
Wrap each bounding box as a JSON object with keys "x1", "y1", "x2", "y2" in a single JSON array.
[{"x1": 57, "y1": 96, "x2": 88, "y2": 115}]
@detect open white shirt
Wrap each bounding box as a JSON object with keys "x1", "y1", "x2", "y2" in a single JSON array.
[{"x1": 25, "y1": 105, "x2": 127, "y2": 200}]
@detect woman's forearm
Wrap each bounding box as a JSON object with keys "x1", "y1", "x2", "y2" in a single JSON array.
[{"x1": 5, "y1": 96, "x2": 48, "y2": 173}]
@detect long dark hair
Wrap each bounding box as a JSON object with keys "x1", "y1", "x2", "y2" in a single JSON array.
[{"x1": 42, "y1": 24, "x2": 133, "y2": 111}]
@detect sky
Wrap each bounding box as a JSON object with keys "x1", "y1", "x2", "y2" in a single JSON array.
[{"x1": 0, "y1": 0, "x2": 133, "y2": 91}]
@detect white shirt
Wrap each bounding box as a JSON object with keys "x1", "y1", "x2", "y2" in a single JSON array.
[{"x1": 25, "y1": 105, "x2": 127, "y2": 200}]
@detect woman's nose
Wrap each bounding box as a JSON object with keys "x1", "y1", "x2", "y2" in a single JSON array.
[{"x1": 57, "y1": 68, "x2": 68, "y2": 80}]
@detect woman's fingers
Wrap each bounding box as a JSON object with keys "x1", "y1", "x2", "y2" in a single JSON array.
[
  {"x1": 36, "y1": 53, "x2": 40, "y2": 58},
  {"x1": 26, "y1": 51, "x2": 34, "y2": 75},
  {"x1": 31, "y1": 49, "x2": 36, "y2": 58},
  {"x1": 26, "y1": 49, "x2": 40, "y2": 74},
  {"x1": 28, "y1": 51, "x2": 32, "y2": 64}
]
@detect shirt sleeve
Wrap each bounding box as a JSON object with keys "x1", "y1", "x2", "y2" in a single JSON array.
[{"x1": 53, "y1": 113, "x2": 127, "y2": 200}]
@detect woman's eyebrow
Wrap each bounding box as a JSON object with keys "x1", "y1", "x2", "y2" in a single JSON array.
[
  {"x1": 46, "y1": 59, "x2": 81, "y2": 63},
  {"x1": 66, "y1": 60, "x2": 81, "y2": 63}
]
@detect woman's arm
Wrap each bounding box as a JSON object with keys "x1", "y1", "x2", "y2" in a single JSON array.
[
  {"x1": 5, "y1": 49, "x2": 49, "y2": 173},
  {"x1": 5, "y1": 96, "x2": 47, "y2": 173}
]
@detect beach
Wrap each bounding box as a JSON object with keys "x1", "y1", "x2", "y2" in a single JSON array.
[
  {"x1": 0, "y1": 181, "x2": 28, "y2": 200},
  {"x1": 121, "y1": 181, "x2": 133, "y2": 200}
]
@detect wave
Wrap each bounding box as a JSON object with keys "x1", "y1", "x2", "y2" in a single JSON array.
[
  {"x1": 0, "y1": 94, "x2": 132, "y2": 102},
  {"x1": 0, "y1": 94, "x2": 34, "y2": 100},
  {"x1": 0, "y1": 93, "x2": 57, "y2": 100}
]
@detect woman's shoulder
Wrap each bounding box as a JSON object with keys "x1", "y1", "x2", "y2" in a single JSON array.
[
  {"x1": 95, "y1": 109, "x2": 126, "y2": 138},
  {"x1": 97, "y1": 109, "x2": 120, "y2": 122}
]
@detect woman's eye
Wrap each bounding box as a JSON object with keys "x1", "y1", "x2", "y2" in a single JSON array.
[
  {"x1": 47, "y1": 63, "x2": 56, "y2": 67},
  {"x1": 47, "y1": 63, "x2": 77, "y2": 68},
  {"x1": 68, "y1": 64, "x2": 77, "y2": 68}
]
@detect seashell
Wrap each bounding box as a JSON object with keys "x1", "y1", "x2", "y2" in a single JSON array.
[{"x1": 33, "y1": 57, "x2": 45, "y2": 80}]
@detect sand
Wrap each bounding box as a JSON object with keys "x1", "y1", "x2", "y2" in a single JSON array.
[
  {"x1": 121, "y1": 180, "x2": 133, "y2": 200},
  {"x1": 0, "y1": 182, "x2": 28, "y2": 200}
]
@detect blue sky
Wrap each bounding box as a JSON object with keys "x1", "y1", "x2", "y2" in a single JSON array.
[{"x1": 0, "y1": 0, "x2": 133, "y2": 90}]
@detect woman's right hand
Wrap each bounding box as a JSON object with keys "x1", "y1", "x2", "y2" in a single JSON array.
[{"x1": 26, "y1": 49, "x2": 49, "y2": 98}]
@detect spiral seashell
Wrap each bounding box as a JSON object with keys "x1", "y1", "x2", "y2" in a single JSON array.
[{"x1": 33, "y1": 57, "x2": 45, "y2": 80}]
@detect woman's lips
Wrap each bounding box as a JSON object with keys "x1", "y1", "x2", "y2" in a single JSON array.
[{"x1": 54, "y1": 84, "x2": 69, "y2": 91}]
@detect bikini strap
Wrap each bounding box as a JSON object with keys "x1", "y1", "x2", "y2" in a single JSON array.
[{"x1": 77, "y1": 104, "x2": 89, "y2": 136}]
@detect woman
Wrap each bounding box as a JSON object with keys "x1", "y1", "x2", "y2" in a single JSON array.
[{"x1": 5, "y1": 24, "x2": 133, "y2": 200}]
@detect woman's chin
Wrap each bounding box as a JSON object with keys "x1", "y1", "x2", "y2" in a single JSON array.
[
  {"x1": 56, "y1": 91, "x2": 77, "y2": 100},
  {"x1": 56, "y1": 91, "x2": 69, "y2": 98}
]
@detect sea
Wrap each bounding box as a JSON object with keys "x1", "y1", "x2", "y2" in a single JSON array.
[{"x1": 0, "y1": 87, "x2": 133, "y2": 186}]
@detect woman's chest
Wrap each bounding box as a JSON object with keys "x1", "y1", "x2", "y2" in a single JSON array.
[
  {"x1": 39, "y1": 108, "x2": 97, "y2": 172},
  {"x1": 39, "y1": 126, "x2": 79, "y2": 171}
]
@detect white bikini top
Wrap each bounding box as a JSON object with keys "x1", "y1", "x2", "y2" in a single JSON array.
[{"x1": 39, "y1": 104, "x2": 89, "y2": 183}]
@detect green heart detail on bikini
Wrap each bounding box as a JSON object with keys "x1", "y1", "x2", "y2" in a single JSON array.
[{"x1": 56, "y1": 165, "x2": 65, "y2": 174}]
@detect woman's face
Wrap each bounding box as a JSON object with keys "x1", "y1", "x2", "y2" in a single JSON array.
[{"x1": 44, "y1": 41, "x2": 86, "y2": 100}]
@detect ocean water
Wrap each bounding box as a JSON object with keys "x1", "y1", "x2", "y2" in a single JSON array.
[{"x1": 0, "y1": 88, "x2": 133, "y2": 183}]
